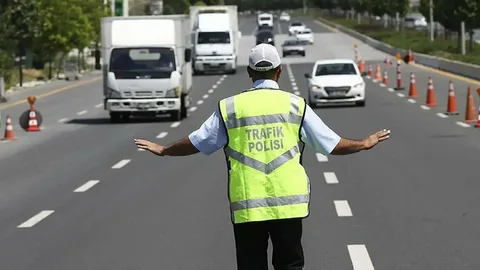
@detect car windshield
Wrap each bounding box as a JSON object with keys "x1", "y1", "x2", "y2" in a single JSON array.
[
  {"x1": 110, "y1": 47, "x2": 176, "y2": 79},
  {"x1": 197, "y1": 31, "x2": 230, "y2": 44},
  {"x1": 283, "y1": 40, "x2": 301, "y2": 46},
  {"x1": 260, "y1": 17, "x2": 271, "y2": 21},
  {"x1": 257, "y1": 31, "x2": 273, "y2": 39},
  {"x1": 298, "y1": 30, "x2": 311, "y2": 34},
  {"x1": 291, "y1": 22, "x2": 302, "y2": 26},
  {"x1": 315, "y1": 63, "x2": 357, "y2": 76}
]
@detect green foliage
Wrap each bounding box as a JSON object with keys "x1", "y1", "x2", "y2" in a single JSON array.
[
  {"x1": 193, "y1": 1, "x2": 207, "y2": 5},
  {"x1": 0, "y1": 0, "x2": 107, "y2": 87},
  {"x1": 324, "y1": 16, "x2": 480, "y2": 65}
]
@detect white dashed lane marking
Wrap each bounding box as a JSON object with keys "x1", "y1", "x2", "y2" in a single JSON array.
[
  {"x1": 77, "y1": 110, "x2": 87, "y2": 115},
  {"x1": 396, "y1": 93, "x2": 405, "y2": 97},
  {"x1": 407, "y1": 99, "x2": 416, "y2": 103},
  {"x1": 334, "y1": 200, "x2": 353, "y2": 217},
  {"x1": 456, "y1": 121, "x2": 471, "y2": 128},
  {"x1": 74, "y1": 180, "x2": 99, "y2": 192},
  {"x1": 17, "y1": 210, "x2": 54, "y2": 228},
  {"x1": 420, "y1": 105, "x2": 430, "y2": 110},
  {"x1": 197, "y1": 100, "x2": 204, "y2": 105},
  {"x1": 387, "y1": 88, "x2": 394, "y2": 92},
  {"x1": 436, "y1": 112, "x2": 448, "y2": 118},
  {"x1": 58, "y1": 118, "x2": 69, "y2": 123},
  {"x1": 294, "y1": 91, "x2": 300, "y2": 96},
  {"x1": 347, "y1": 245, "x2": 375, "y2": 270},
  {"x1": 137, "y1": 148, "x2": 146, "y2": 151},
  {"x1": 95, "y1": 103, "x2": 103, "y2": 108},
  {"x1": 208, "y1": 89, "x2": 214, "y2": 94},
  {"x1": 203, "y1": 94, "x2": 209, "y2": 99},
  {"x1": 156, "y1": 132, "x2": 168, "y2": 138},
  {"x1": 293, "y1": 86, "x2": 298, "y2": 91},
  {"x1": 189, "y1": 106, "x2": 197, "y2": 112},
  {"x1": 170, "y1": 122, "x2": 181, "y2": 128},
  {"x1": 324, "y1": 172, "x2": 339, "y2": 184},
  {"x1": 316, "y1": 153, "x2": 328, "y2": 162},
  {"x1": 212, "y1": 84, "x2": 218, "y2": 89},
  {"x1": 111, "y1": 159, "x2": 131, "y2": 169}
]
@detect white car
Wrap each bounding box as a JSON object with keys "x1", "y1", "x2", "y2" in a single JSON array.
[
  {"x1": 295, "y1": 28, "x2": 313, "y2": 44},
  {"x1": 288, "y1": 22, "x2": 306, "y2": 35},
  {"x1": 257, "y1": 13, "x2": 274, "y2": 28},
  {"x1": 279, "y1": 12, "x2": 290, "y2": 22},
  {"x1": 304, "y1": 59, "x2": 366, "y2": 107}
]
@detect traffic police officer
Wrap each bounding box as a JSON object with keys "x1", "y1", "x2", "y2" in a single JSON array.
[{"x1": 134, "y1": 43, "x2": 391, "y2": 270}]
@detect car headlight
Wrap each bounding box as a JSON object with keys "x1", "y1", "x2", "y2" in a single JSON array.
[
  {"x1": 311, "y1": 85, "x2": 322, "y2": 90},
  {"x1": 165, "y1": 87, "x2": 180, "y2": 98},
  {"x1": 105, "y1": 87, "x2": 122, "y2": 98},
  {"x1": 353, "y1": 82, "x2": 365, "y2": 88}
]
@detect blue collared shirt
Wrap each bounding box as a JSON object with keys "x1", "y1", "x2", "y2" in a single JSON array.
[{"x1": 188, "y1": 79, "x2": 341, "y2": 155}]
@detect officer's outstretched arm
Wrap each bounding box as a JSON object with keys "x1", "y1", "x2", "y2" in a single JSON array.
[
  {"x1": 331, "y1": 129, "x2": 390, "y2": 155},
  {"x1": 134, "y1": 137, "x2": 199, "y2": 156}
]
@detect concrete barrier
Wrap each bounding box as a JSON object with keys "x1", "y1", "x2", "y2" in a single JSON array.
[{"x1": 317, "y1": 17, "x2": 480, "y2": 81}]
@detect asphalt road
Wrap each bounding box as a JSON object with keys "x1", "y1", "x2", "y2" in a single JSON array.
[{"x1": 0, "y1": 16, "x2": 480, "y2": 269}]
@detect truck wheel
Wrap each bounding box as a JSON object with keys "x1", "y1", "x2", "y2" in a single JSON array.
[
  {"x1": 181, "y1": 94, "x2": 188, "y2": 118},
  {"x1": 170, "y1": 110, "x2": 181, "y2": 121},
  {"x1": 110, "y1": 112, "x2": 122, "y2": 123}
]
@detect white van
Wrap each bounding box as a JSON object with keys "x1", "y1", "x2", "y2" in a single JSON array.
[{"x1": 257, "y1": 13, "x2": 273, "y2": 28}]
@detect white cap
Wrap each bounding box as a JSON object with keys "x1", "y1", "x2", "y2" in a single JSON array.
[{"x1": 248, "y1": 43, "x2": 281, "y2": 72}]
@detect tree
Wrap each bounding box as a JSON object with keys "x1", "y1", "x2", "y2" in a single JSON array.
[
  {"x1": 2, "y1": 0, "x2": 42, "y2": 86},
  {"x1": 193, "y1": 1, "x2": 207, "y2": 5}
]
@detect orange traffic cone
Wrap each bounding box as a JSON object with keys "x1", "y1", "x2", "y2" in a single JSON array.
[
  {"x1": 465, "y1": 86, "x2": 476, "y2": 123},
  {"x1": 425, "y1": 77, "x2": 436, "y2": 107},
  {"x1": 445, "y1": 80, "x2": 459, "y2": 115},
  {"x1": 475, "y1": 106, "x2": 480, "y2": 128},
  {"x1": 382, "y1": 71, "x2": 388, "y2": 85},
  {"x1": 359, "y1": 60, "x2": 365, "y2": 74},
  {"x1": 408, "y1": 49, "x2": 414, "y2": 63},
  {"x1": 27, "y1": 106, "x2": 40, "y2": 132},
  {"x1": 367, "y1": 65, "x2": 373, "y2": 77},
  {"x1": 408, "y1": 73, "x2": 418, "y2": 98},
  {"x1": 374, "y1": 64, "x2": 382, "y2": 81},
  {"x1": 2, "y1": 114, "x2": 16, "y2": 140}
]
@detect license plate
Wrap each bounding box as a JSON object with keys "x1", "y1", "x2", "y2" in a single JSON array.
[
  {"x1": 137, "y1": 103, "x2": 150, "y2": 109},
  {"x1": 210, "y1": 63, "x2": 219, "y2": 67},
  {"x1": 329, "y1": 91, "x2": 346, "y2": 97}
]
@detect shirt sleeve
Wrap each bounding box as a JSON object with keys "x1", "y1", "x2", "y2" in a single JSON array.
[
  {"x1": 300, "y1": 105, "x2": 341, "y2": 155},
  {"x1": 188, "y1": 109, "x2": 228, "y2": 155}
]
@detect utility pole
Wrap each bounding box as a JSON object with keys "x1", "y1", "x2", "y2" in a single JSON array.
[
  {"x1": 429, "y1": 0, "x2": 434, "y2": 41},
  {"x1": 123, "y1": 0, "x2": 129, "y2": 17}
]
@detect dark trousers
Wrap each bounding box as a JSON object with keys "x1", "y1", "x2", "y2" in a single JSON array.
[{"x1": 233, "y1": 218, "x2": 304, "y2": 270}]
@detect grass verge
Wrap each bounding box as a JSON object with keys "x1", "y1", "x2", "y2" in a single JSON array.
[{"x1": 320, "y1": 15, "x2": 480, "y2": 66}]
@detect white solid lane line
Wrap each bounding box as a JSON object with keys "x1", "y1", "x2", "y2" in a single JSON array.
[
  {"x1": 111, "y1": 159, "x2": 131, "y2": 169},
  {"x1": 156, "y1": 132, "x2": 168, "y2": 138},
  {"x1": 324, "y1": 172, "x2": 339, "y2": 184},
  {"x1": 17, "y1": 210, "x2": 55, "y2": 228},
  {"x1": 203, "y1": 94, "x2": 209, "y2": 99},
  {"x1": 170, "y1": 122, "x2": 181, "y2": 128},
  {"x1": 95, "y1": 103, "x2": 103, "y2": 108},
  {"x1": 197, "y1": 100, "x2": 204, "y2": 105},
  {"x1": 316, "y1": 153, "x2": 328, "y2": 162},
  {"x1": 334, "y1": 200, "x2": 353, "y2": 217},
  {"x1": 189, "y1": 106, "x2": 197, "y2": 112},
  {"x1": 58, "y1": 118, "x2": 69, "y2": 123},
  {"x1": 74, "y1": 180, "x2": 99, "y2": 192},
  {"x1": 347, "y1": 245, "x2": 375, "y2": 270},
  {"x1": 77, "y1": 110, "x2": 87, "y2": 115}
]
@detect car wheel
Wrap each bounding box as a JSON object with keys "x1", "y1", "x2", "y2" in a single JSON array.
[
  {"x1": 109, "y1": 112, "x2": 122, "y2": 123},
  {"x1": 301, "y1": 52, "x2": 305, "y2": 57},
  {"x1": 283, "y1": 53, "x2": 286, "y2": 57},
  {"x1": 308, "y1": 96, "x2": 316, "y2": 108},
  {"x1": 356, "y1": 100, "x2": 366, "y2": 107}
]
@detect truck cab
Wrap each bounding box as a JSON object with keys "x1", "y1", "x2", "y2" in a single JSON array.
[{"x1": 102, "y1": 17, "x2": 192, "y2": 122}]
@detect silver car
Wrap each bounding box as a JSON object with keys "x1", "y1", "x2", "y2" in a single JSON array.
[{"x1": 281, "y1": 40, "x2": 305, "y2": 57}]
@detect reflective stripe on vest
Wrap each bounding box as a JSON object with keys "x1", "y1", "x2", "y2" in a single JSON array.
[{"x1": 219, "y1": 89, "x2": 310, "y2": 224}]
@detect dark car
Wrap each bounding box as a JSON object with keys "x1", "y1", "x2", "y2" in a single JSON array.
[{"x1": 256, "y1": 30, "x2": 275, "y2": 46}]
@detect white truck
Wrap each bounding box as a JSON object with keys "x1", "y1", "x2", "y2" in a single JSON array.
[
  {"x1": 101, "y1": 15, "x2": 192, "y2": 123},
  {"x1": 189, "y1": 6, "x2": 240, "y2": 75}
]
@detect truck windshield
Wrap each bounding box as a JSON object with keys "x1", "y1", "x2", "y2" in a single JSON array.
[
  {"x1": 109, "y1": 47, "x2": 176, "y2": 79},
  {"x1": 197, "y1": 32, "x2": 230, "y2": 44},
  {"x1": 260, "y1": 17, "x2": 271, "y2": 21}
]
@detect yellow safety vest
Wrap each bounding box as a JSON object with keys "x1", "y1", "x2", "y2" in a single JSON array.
[{"x1": 218, "y1": 89, "x2": 310, "y2": 224}]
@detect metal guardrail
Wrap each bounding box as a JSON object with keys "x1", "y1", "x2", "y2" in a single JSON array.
[{"x1": 317, "y1": 17, "x2": 480, "y2": 82}]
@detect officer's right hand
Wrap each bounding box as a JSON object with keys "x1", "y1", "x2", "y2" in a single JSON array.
[
  {"x1": 363, "y1": 129, "x2": 391, "y2": 150},
  {"x1": 134, "y1": 139, "x2": 165, "y2": 156}
]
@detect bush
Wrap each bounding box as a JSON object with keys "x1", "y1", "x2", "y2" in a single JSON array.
[{"x1": 324, "y1": 16, "x2": 480, "y2": 66}]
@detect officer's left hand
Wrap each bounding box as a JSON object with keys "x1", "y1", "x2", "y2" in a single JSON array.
[{"x1": 134, "y1": 139, "x2": 165, "y2": 156}]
